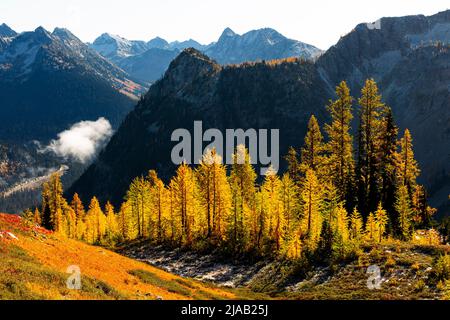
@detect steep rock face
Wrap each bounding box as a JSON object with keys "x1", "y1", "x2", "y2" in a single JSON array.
[
  {"x1": 0, "y1": 37, "x2": 7, "y2": 52},
  {"x1": 316, "y1": 10, "x2": 450, "y2": 213},
  {"x1": 317, "y1": 10, "x2": 450, "y2": 88},
  {"x1": 380, "y1": 46, "x2": 450, "y2": 213},
  {"x1": 69, "y1": 49, "x2": 329, "y2": 204}
]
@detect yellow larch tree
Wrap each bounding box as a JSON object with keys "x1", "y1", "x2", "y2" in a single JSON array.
[
  {"x1": 261, "y1": 167, "x2": 284, "y2": 252},
  {"x1": 357, "y1": 79, "x2": 386, "y2": 214},
  {"x1": 105, "y1": 201, "x2": 119, "y2": 244},
  {"x1": 64, "y1": 205, "x2": 77, "y2": 239},
  {"x1": 170, "y1": 163, "x2": 198, "y2": 245},
  {"x1": 125, "y1": 177, "x2": 151, "y2": 239},
  {"x1": 332, "y1": 204, "x2": 349, "y2": 244},
  {"x1": 325, "y1": 81, "x2": 355, "y2": 203},
  {"x1": 300, "y1": 169, "x2": 323, "y2": 251},
  {"x1": 148, "y1": 170, "x2": 168, "y2": 242},
  {"x1": 365, "y1": 212, "x2": 377, "y2": 241},
  {"x1": 395, "y1": 184, "x2": 413, "y2": 240},
  {"x1": 229, "y1": 145, "x2": 256, "y2": 251},
  {"x1": 70, "y1": 193, "x2": 86, "y2": 240},
  {"x1": 300, "y1": 115, "x2": 326, "y2": 180},
  {"x1": 33, "y1": 208, "x2": 41, "y2": 225},
  {"x1": 349, "y1": 207, "x2": 364, "y2": 241},
  {"x1": 395, "y1": 129, "x2": 420, "y2": 192},
  {"x1": 375, "y1": 202, "x2": 389, "y2": 242},
  {"x1": 84, "y1": 197, "x2": 106, "y2": 244},
  {"x1": 196, "y1": 148, "x2": 231, "y2": 242},
  {"x1": 118, "y1": 202, "x2": 132, "y2": 241}
]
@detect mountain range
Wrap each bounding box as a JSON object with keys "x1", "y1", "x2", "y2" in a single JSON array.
[
  {"x1": 89, "y1": 27, "x2": 322, "y2": 83},
  {"x1": 0, "y1": 24, "x2": 322, "y2": 212},
  {"x1": 0, "y1": 26, "x2": 143, "y2": 142},
  {"x1": 69, "y1": 10, "x2": 450, "y2": 215}
]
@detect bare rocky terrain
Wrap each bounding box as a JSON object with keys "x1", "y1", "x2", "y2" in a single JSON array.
[{"x1": 120, "y1": 241, "x2": 450, "y2": 299}]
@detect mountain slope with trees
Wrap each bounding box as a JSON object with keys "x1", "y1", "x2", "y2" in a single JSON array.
[
  {"x1": 21, "y1": 79, "x2": 450, "y2": 299},
  {"x1": 71, "y1": 10, "x2": 450, "y2": 214}
]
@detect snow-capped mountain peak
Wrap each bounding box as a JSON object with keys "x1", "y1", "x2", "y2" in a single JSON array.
[
  {"x1": 205, "y1": 27, "x2": 322, "y2": 64},
  {"x1": 52, "y1": 27, "x2": 78, "y2": 41},
  {"x1": 90, "y1": 33, "x2": 149, "y2": 62},
  {"x1": 0, "y1": 27, "x2": 54, "y2": 75}
]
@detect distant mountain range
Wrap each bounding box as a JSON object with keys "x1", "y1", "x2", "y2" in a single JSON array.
[
  {"x1": 89, "y1": 28, "x2": 322, "y2": 83},
  {"x1": 70, "y1": 10, "x2": 450, "y2": 216}
]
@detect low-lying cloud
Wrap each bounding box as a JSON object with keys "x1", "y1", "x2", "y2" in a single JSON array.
[{"x1": 42, "y1": 118, "x2": 113, "y2": 163}]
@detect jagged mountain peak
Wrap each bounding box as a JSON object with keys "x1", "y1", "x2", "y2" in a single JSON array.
[
  {"x1": 171, "y1": 47, "x2": 217, "y2": 67},
  {"x1": 221, "y1": 27, "x2": 236, "y2": 36},
  {"x1": 34, "y1": 26, "x2": 51, "y2": 36},
  {"x1": 0, "y1": 23, "x2": 17, "y2": 37},
  {"x1": 206, "y1": 27, "x2": 322, "y2": 64},
  {"x1": 165, "y1": 48, "x2": 219, "y2": 77},
  {"x1": 97, "y1": 32, "x2": 118, "y2": 40},
  {"x1": 145, "y1": 48, "x2": 220, "y2": 99},
  {"x1": 2, "y1": 27, "x2": 53, "y2": 62},
  {"x1": 93, "y1": 33, "x2": 141, "y2": 48},
  {"x1": 52, "y1": 27, "x2": 78, "y2": 40},
  {"x1": 218, "y1": 27, "x2": 237, "y2": 41},
  {"x1": 51, "y1": 27, "x2": 86, "y2": 49},
  {"x1": 91, "y1": 32, "x2": 149, "y2": 62}
]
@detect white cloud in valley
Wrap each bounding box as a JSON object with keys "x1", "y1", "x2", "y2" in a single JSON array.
[{"x1": 41, "y1": 118, "x2": 113, "y2": 163}]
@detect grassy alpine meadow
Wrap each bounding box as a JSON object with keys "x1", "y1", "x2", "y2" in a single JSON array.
[
  {"x1": 0, "y1": 213, "x2": 239, "y2": 300},
  {"x1": 1, "y1": 213, "x2": 450, "y2": 301}
]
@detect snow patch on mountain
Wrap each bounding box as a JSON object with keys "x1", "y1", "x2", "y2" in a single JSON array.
[{"x1": 90, "y1": 33, "x2": 148, "y2": 62}]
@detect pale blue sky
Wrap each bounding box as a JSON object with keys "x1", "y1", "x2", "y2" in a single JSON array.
[{"x1": 0, "y1": 0, "x2": 448, "y2": 49}]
